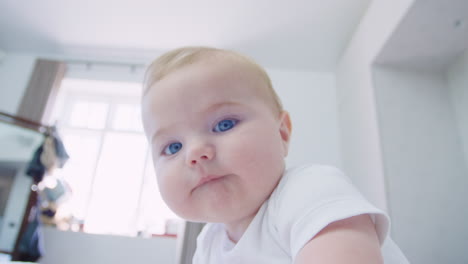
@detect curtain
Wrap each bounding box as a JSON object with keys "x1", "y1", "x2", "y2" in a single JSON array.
[
  {"x1": 176, "y1": 221, "x2": 205, "y2": 264},
  {"x1": 16, "y1": 59, "x2": 66, "y2": 123}
]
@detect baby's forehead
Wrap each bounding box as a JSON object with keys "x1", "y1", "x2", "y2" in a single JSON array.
[
  {"x1": 145, "y1": 52, "x2": 281, "y2": 115},
  {"x1": 157, "y1": 58, "x2": 268, "y2": 95}
]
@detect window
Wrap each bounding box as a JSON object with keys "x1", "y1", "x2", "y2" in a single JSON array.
[{"x1": 51, "y1": 78, "x2": 180, "y2": 237}]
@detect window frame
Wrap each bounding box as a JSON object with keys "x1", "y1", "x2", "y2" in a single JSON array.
[{"x1": 52, "y1": 78, "x2": 179, "y2": 238}]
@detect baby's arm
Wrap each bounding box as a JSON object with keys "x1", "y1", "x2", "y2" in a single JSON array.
[{"x1": 295, "y1": 214, "x2": 383, "y2": 264}]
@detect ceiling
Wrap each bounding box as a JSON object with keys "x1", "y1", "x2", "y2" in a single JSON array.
[
  {"x1": 375, "y1": 0, "x2": 468, "y2": 72},
  {"x1": 0, "y1": 0, "x2": 372, "y2": 70}
]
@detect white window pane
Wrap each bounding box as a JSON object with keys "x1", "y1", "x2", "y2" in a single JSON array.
[
  {"x1": 69, "y1": 101, "x2": 109, "y2": 129},
  {"x1": 53, "y1": 78, "x2": 176, "y2": 238},
  {"x1": 137, "y1": 154, "x2": 180, "y2": 236},
  {"x1": 112, "y1": 104, "x2": 143, "y2": 132},
  {"x1": 60, "y1": 130, "x2": 101, "y2": 219},
  {"x1": 84, "y1": 132, "x2": 147, "y2": 236}
]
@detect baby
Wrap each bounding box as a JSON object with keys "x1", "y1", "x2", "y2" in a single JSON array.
[{"x1": 141, "y1": 47, "x2": 408, "y2": 263}]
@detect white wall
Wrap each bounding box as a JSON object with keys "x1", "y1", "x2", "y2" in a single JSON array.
[
  {"x1": 447, "y1": 50, "x2": 468, "y2": 167},
  {"x1": 267, "y1": 69, "x2": 341, "y2": 169},
  {"x1": 336, "y1": 0, "x2": 415, "y2": 210},
  {"x1": 0, "y1": 53, "x2": 36, "y2": 114},
  {"x1": 40, "y1": 227, "x2": 177, "y2": 264},
  {"x1": 373, "y1": 66, "x2": 468, "y2": 264}
]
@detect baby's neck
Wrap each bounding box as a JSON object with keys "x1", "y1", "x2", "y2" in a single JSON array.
[{"x1": 224, "y1": 212, "x2": 257, "y2": 243}]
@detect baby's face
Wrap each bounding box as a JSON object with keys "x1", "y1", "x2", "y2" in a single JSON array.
[{"x1": 142, "y1": 60, "x2": 290, "y2": 224}]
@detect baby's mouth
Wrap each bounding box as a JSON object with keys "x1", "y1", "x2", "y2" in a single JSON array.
[{"x1": 193, "y1": 174, "x2": 226, "y2": 190}]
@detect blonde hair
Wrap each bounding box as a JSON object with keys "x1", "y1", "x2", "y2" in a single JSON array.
[{"x1": 143, "y1": 46, "x2": 283, "y2": 114}]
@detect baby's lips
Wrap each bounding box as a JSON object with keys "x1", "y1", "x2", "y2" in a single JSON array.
[{"x1": 194, "y1": 174, "x2": 225, "y2": 189}]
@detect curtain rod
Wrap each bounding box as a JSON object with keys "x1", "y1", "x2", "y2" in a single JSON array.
[
  {"x1": 65, "y1": 59, "x2": 147, "y2": 69},
  {"x1": 0, "y1": 111, "x2": 51, "y2": 134}
]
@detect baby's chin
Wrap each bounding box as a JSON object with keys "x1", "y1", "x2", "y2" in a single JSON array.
[
  {"x1": 166, "y1": 184, "x2": 267, "y2": 224},
  {"x1": 173, "y1": 209, "x2": 232, "y2": 224},
  {"x1": 175, "y1": 201, "x2": 263, "y2": 226}
]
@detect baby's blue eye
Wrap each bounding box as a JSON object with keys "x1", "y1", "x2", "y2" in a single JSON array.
[
  {"x1": 213, "y1": 119, "x2": 238, "y2": 132},
  {"x1": 163, "y1": 142, "x2": 182, "y2": 155}
]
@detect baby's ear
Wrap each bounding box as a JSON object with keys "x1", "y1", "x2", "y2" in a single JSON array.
[{"x1": 278, "y1": 111, "x2": 292, "y2": 156}]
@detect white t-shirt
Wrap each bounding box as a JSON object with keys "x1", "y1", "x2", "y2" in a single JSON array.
[{"x1": 193, "y1": 164, "x2": 409, "y2": 263}]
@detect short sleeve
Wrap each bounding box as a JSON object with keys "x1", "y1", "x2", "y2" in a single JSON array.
[{"x1": 267, "y1": 164, "x2": 389, "y2": 259}]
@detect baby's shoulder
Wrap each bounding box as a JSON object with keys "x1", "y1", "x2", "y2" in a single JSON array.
[
  {"x1": 266, "y1": 163, "x2": 364, "y2": 224},
  {"x1": 282, "y1": 163, "x2": 346, "y2": 179},
  {"x1": 272, "y1": 164, "x2": 350, "y2": 199},
  {"x1": 264, "y1": 164, "x2": 390, "y2": 258}
]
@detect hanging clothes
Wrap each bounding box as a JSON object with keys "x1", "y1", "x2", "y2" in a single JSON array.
[
  {"x1": 19, "y1": 126, "x2": 70, "y2": 262},
  {"x1": 25, "y1": 145, "x2": 46, "y2": 183},
  {"x1": 25, "y1": 126, "x2": 69, "y2": 182},
  {"x1": 16, "y1": 207, "x2": 42, "y2": 262},
  {"x1": 51, "y1": 126, "x2": 69, "y2": 168}
]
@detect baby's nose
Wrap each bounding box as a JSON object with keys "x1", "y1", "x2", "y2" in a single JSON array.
[{"x1": 186, "y1": 143, "x2": 215, "y2": 166}]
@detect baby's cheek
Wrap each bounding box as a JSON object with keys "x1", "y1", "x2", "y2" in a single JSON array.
[
  {"x1": 155, "y1": 164, "x2": 179, "y2": 197},
  {"x1": 229, "y1": 130, "x2": 280, "y2": 171},
  {"x1": 155, "y1": 165, "x2": 190, "y2": 216}
]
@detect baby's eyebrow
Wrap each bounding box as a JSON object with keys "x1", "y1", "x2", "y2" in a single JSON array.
[
  {"x1": 151, "y1": 125, "x2": 173, "y2": 145},
  {"x1": 202, "y1": 101, "x2": 243, "y2": 114},
  {"x1": 151, "y1": 117, "x2": 191, "y2": 145}
]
